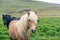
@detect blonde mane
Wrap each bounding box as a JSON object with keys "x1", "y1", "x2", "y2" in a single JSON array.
[{"x1": 16, "y1": 14, "x2": 29, "y2": 38}]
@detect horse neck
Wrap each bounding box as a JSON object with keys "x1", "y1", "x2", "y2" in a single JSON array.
[{"x1": 17, "y1": 14, "x2": 29, "y2": 39}]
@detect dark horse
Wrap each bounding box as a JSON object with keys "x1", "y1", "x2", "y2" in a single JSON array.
[{"x1": 2, "y1": 14, "x2": 20, "y2": 29}]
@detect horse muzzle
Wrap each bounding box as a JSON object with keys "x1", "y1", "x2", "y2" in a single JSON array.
[{"x1": 32, "y1": 30, "x2": 36, "y2": 33}]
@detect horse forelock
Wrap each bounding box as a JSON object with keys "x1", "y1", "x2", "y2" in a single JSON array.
[{"x1": 28, "y1": 11, "x2": 38, "y2": 24}]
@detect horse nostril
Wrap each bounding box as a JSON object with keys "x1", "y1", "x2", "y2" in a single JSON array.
[{"x1": 32, "y1": 30, "x2": 36, "y2": 33}]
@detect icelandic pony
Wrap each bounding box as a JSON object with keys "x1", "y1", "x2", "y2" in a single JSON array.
[
  {"x1": 2, "y1": 14, "x2": 20, "y2": 29},
  {"x1": 9, "y1": 11, "x2": 39, "y2": 40}
]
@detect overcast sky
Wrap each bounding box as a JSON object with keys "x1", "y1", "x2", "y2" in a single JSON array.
[{"x1": 33, "y1": 0, "x2": 60, "y2": 4}]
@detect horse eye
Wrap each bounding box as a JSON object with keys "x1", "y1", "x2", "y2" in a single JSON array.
[
  {"x1": 28, "y1": 19, "x2": 30, "y2": 21},
  {"x1": 37, "y1": 19, "x2": 39, "y2": 22}
]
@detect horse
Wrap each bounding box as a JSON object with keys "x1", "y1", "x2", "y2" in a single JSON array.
[
  {"x1": 2, "y1": 14, "x2": 20, "y2": 29},
  {"x1": 9, "y1": 11, "x2": 39, "y2": 40},
  {"x1": 2, "y1": 14, "x2": 11, "y2": 27}
]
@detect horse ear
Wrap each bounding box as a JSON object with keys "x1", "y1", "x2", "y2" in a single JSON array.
[
  {"x1": 2, "y1": 14, "x2": 4, "y2": 16},
  {"x1": 28, "y1": 12, "x2": 30, "y2": 16}
]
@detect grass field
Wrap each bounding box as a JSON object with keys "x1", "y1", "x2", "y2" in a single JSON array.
[
  {"x1": 0, "y1": 0, "x2": 60, "y2": 40},
  {"x1": 0, "y1": 17, "x2": 60, "y2": 40}
]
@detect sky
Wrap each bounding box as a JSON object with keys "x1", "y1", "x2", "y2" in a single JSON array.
[{"x1": 33, "y1": 0, "x2": 60, "y2": 4}]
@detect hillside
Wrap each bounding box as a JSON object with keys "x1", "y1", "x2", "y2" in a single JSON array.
[
  {"x1": 0, "y1": 0, "x2": 60, "y2": 17},
  {"x1": 0, "y1": 0, "x2": 60, "y2": 10}
]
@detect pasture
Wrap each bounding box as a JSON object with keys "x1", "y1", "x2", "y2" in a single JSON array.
[
  {"x1": 0, "y1": 0, "x2": 60, "y2": 40},
  {"x1": 0, "y1": 17, "x2": 60, "y2": 40}
]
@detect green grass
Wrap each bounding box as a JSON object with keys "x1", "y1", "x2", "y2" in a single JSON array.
[
  {"x1": 0, "y1": 17, "x2": 60, "y2": 40},
  {"x1": 30, "y1": 17, "x2": 60, "y2": 40}
]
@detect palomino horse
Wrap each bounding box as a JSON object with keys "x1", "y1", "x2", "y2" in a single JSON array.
[{"x1": 9, "y1": 11, "x2": 39, "y2": 40}]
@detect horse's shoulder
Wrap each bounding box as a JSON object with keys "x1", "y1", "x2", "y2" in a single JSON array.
[{"x1": 9, "y1": 20, "x2": 18, "y2": 25}]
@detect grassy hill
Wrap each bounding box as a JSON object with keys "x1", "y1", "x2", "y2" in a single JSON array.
[
  {"x1": 1, "y1": 0, "x2": 60, "y2": 10},
  {"x1": 0, "y1": 0, "x2": 60, "y2": 17}
]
